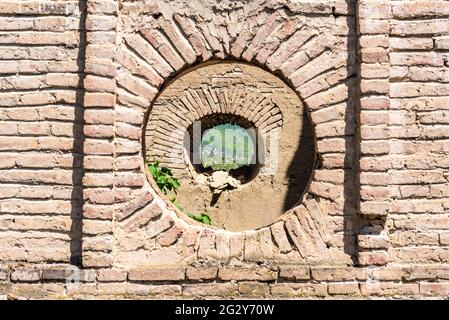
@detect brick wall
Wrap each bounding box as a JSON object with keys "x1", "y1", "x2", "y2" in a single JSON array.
[
  {"x1": 0, "y1": 1, "x2": 85, "y2": 265},
  {"x1": 1, "y1": 0, "x2": 449, "y2": 299},
  {"x1": 387, "y1": 0, "x2": 449, "y2": 264}
]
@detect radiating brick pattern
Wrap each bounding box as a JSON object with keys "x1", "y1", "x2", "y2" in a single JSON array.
[
  {"x1": 112, "y1": 0, "x2": 357, "y2": 269},
  {"x1": 147, "y1": 85, "x2": 283, "y2": 169}
]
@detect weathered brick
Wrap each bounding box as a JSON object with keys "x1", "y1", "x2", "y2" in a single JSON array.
[
  {"x1": 238, "y1": 282, "x2": 269, "y2": 296},
  {"x1": 392, "y1": 1, "x2": 449, "y2": 19},
  {"x1": 218, "y1": 266, "x2": 277, "y2": 281},
  {"x1": 146, "y1": 215, "x2": 174, "y2": 238},
  {"x1": 97, "y1": 283, "x2": 150, "y2": 296},
  {"x1": 243, "y1": 231, "x2": 263, "y2": 262},
  {"x1": 420, "y1": 282, "x2": 449, "y2": 296},
  {"x1": 278, "y1": 265, "x2": 310, "y2": 280},
  {"x1": 149, "y1": 284, "x2": 182, "y2": 296},
  {"x1": 183, "y1": 283, "x2": 238, "y2": 297},
  {"x1": 84, "y1": 92, "x2": 116, "y2": 107},
  {"x1": 358, "y1": 234, "x2": 389, "y2": 249},
  {"x1": 116, "y1": 192, "x2": 154, "y2": 221},
  {"x1": 368, "y1": 266, "x2": 404, "y2": 282},
  {"x1": 402, "y1": 265, "x2": 449, "y2": 281},
  {"x1": 270, "y1": 222, "x2": 292, "y2": 253},
  {"x1": 360, "y1": 282, "x2": 419, "y2": 296},
  {"x1": 96, "y1": 269, "x2": 128, "y2": 282},
  {"x1": 0, "y1": 267, "x2": 8, "y2": 281},
  {"x1": 11, "y1": 268, "x2": 40, "y2": 282},
  {"x1": 390, "y1": 37, "x2": 434, "y2": 50},
  {"x1": 83, "y1": 235, "x2": 114, "y2": 251},
  {"x1": 123, "y1": 204, "x2": 163, "y2": 231},
  {"x1": 158, "y1": 225, "x2": 184, "y2": 247},
  {"x1": 82, "y1": 252, "x2": 114, "y2": 268},
  {"x1": 186, "y1": 266, "x2": 218, "y2": 280},
  {"x1": 359, "y1": 19, "x2": 389, "y2": 34},
  {"x1": 358, "y1": 251, "x2": 389, "y2": 266},
  {"x1": 42, "y1": 267, "x2": 96, "y2": 282},
  {"x1": 435, "y1": 36, "x2": 449, "y2": 50},
  {"x1": 391, "y1": 19, "x2": 449, "y2": 36},
  {"x1": 270, "y1": 283, "x2": 328, "y2": 297},
  {"x1": 360, "y1": 201, "x2": 389, "y2": 216},
  {"x1": 128, "y1": 267, "x2": 185, "y2": 281},
  {"x1": 311, "y1": 266, "x2": 366, "y2": 282},
  {"x1": 83, "y1": 220, "x2": 113, "y2": 235},
  {"x1": 328, "y1": 282, "x2": 360, "y2": 296},
  {"x1": 360, "y1": 35, "x2": 389, "y2": 48}
]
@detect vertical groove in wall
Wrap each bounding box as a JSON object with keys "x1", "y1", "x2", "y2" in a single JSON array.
[
  {"x1": 70, "y1": 0, "x2": 87, "y2": 267},
  {"x1": 343, "y1": 0, "x2": 362, "y2": 262},
  {"x1": 354, "y1": 0, "x2": 362, "y2": 219}
]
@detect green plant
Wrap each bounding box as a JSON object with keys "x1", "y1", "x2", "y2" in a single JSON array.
[
  {"x1": 147, "y1": 161, "x2": 212, "y2": 226},
  {"x1": 148, "y1": 161, "x2": 180, "y2": 196},
  {"x1": 188, "y1": 212, "x2": 212, "y2": 225}
]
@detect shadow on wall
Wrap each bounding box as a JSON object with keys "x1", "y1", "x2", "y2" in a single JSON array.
[
  {"x1": 282, "y1": 112, "x2": 315, "y2": 212},
  {"x1": 343, "y1": 0, "x2": 363, "y2": 261},
  {"x1": 69, "y1": 0, "x2": 361, "y2": 264},
  {"x1": 282, "y1": 0, "x2": 360, "y2": 261},
  {"x1": 70, "y1": 0, "x2": 88, "y2": 266}
]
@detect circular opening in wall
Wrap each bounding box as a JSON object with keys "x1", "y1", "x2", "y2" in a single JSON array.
[
  {"x1": 183, "y1": 113, "x2": 263, "y2": 188},
  {"x1": 145, "y1": 61, "x2": 316, "y2": 231}
]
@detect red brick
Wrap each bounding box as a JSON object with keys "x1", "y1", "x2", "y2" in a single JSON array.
[
  {"x1": 186, "y1": 266, "x2": 218, "y2": 280},
  {"x1": 328, "y1": 282, "x2": 360, "y2": 295},
  {"x1": 279, "y1": 265, "x2": 310, "y2": 280},
  {"x1": 420, "y1": 282, "x2": 449, "y2": 296},
  {"x1": 183, "y1": 283, "x2": 238, "y2": 297},
  {"x1": 97, "y1": 269, "x2": 128, "y2": 282},
  {"x1": 218, "y1": 266, "x2": 277, "y2": 281},
  {"x1": 238, "y1": 282, "x2": 269, "y2": 296},
  {"x1": 360, "y1": 282, "x2": 419, "y2": 296},
  {"x1": 128, "y1": 267, "x2": 185, "y2": 281},
  {"x1": 11, "y1": 268, "x2": 40, "y2": 282},
  {"x1": 270, "y1": 283, "x2": 328, "y2": 297}
]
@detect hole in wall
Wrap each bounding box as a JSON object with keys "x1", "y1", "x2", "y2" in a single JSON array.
[
  {"x1": 183, "y1": 113, "x2": 263, "y2": 187},
  {"x1": 145, "y1": 61, "x2": 316, "y2": 231}
]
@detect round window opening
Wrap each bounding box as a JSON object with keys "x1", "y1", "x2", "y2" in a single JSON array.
[
  {"x1": 145, "y1": 62, "x2": 316, "y2": 231},
  {"x1": 183, "y1": 113, "x2": 263, "y2": 187}
]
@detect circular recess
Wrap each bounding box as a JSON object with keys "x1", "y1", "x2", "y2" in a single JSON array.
[
  {"x1": 145, "y1": 61, "x2": 316, "y2": 231},
  {"x1": 201, "y1": 123, "x2": 255, "y2": 171},
  {"x1": 183, "y1": 113, "x2": 262, "y2": 186}
]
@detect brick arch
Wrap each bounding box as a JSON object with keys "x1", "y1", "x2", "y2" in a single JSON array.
[
  {"x1": 149, "y1": 78, "x2": 283, "y2": 131},
  {"x1": 92, "y1": 7, "x2": 357, "y2": 268},
  {"x1": 144, "y1": 61, "x2": 285, "y2": 175}
]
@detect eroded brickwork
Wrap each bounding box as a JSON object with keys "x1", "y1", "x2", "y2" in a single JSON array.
[
  {"x1": 111, "y1": 0, "x2": 358, "y2": 270},
  {"x1": 0, "y1": 1, "x2": 85, "y2": 264},
  {"x1": 1, "y1": 0, "x2": 449, "y2": 299}
]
